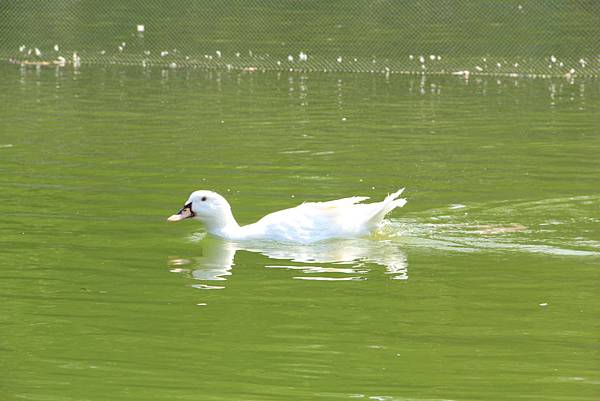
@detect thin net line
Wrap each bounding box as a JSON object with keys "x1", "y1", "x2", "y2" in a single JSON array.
[{"x1": 1, "y1": 0, "x2": 599, "y2": 77}]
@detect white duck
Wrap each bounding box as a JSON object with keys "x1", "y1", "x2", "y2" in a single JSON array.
[{"x1": 167, "y1": 188, "x2": 407, "y2": 243}]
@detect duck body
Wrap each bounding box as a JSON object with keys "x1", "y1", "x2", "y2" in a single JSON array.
[{"x1": 168, "y1": 188, "x2": 407, "y2": 244}]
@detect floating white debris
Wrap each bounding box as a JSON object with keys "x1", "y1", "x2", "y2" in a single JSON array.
[
  {"x1": 341, "y1": 117, "x2": 347, "y2": 121},
  {"x1": 437, "y1": 55, "x2": 441, "y2": 60},
  {"x1": 27, "y1": 48, "x2": 32, "y2": 55},
  {"x1": 19, "y1": 45, "x2": 25, "y2": 52},
  {"x1": 287, "y1": 55, "x2": 294, "y2": 62},
  {"x1": 550, "y1": 55, "x2": 557, "y2": 63},
  {"x1": 475, "y1": 65, "x2": 483, "y2": 72},
  {"x1": 539, "y1": 303, "x2": 548, "y2": 307},
  {"x1": 482, "y1": 57, "x2": 487, "y2": 62},
  {"x1": 409, "y1": 55, "x2": 414, "y2": 60},
  {"x1": 579, "y1": 58, "x2": 586, "y2": 66},
  {"x1": 337, "y1": 56, "x2": 342, "y2": 63},
  {"x1": 0, "y1": 144, "x2": 14, "y2": 148},
  {"x1": 514, "y1": 62, "x2": 519, "y2": 67},
  {"x1": 56, "y1": 56, "x2": 66, "y2": 66},
  {"x1": 451, "y1": 70, "x2": 470, "y2": 79},
  {"x1": 235, "y1": 52, "x2": 240, "y2": 57},
  {"x1": 121, "y1": 42, "x2": 126, "y2": 47},
  {"x1": 276, "y1": 60, "x2": 282, "y2": 66},
  {"x1": 34, "y1": 47, "x2": 41, "y2": 56},
  {"x1": 160, "y1": 50, "x2": 169, "y2": 57},
  {"x1": 429, "y1": 54, "x2": 435, "y2": 60},
  {"x1": 559, "y1": 62, "x2": 564, "y2": 67},
  {"x1": 100, "y1": 50, "x2": 106, "y2": 55},
  {"x1": 216, "y1": 50, "x2": 221, "y2": 58},
  {"x1": 299, "y1": 51, "x2": 307, "y2": 61},
  {"x1": 54, "y1": 44, "x2": 59, "y2": 52},
  {"x1": 569, "y1": 68, "x2": 575, "y2": 74},
  {"x1": 169, "y1": 62, "x2": 177, "y2": 68},
  {"x1": 518, "y1": 4, "x2": 523, "y2": 10},
  {"x1": 496, "y1": 62, "x2": 502, "y2": 68},
  {"x1": 72, "y1": 52, "x2": 80, "y2": 67},
  {"x1": 137, "y1": 24, "x2": 145, "y2": 33},
  {"x1": 419, "y1": 55, "x2": 425, "y2": 64},
  {"x1": 144, "y1": 50, "x2": 150, "y2": 56},
  {"x1": 118, "y1": 45, "x2": 124, "y2": 52}
]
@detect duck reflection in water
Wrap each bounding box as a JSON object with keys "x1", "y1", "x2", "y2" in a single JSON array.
[{"x1": 168, "y1": 234, "x2": 408, "y2": 288}]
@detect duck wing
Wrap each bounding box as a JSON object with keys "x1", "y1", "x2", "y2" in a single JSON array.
[
  {"x1": 250, "y1": 197, "x2": 366, "y2": 242},
  {"x1": 246, "y1": 190, "x2": 406, "y2": 243}
]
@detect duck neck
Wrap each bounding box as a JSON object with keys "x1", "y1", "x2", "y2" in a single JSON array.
[{"x1": 203, "y1": 208, "x2": 241, "y2": 239}]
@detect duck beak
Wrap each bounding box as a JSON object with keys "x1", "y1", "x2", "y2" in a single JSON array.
[{"x1": 167, "y1": 203, "x2": 194, "y2": 222}]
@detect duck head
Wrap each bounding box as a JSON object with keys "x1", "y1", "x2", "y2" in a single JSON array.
[{"x1": 167, "y1": 190, "x2": 239, "y2": 234}]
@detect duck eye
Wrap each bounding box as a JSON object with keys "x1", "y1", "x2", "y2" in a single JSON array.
[{"x1": 201, "y1": 196, "x2": 207, "y2": 201}]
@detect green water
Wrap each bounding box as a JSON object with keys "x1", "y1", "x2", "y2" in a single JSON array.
[
  {"x1": 3, "y1": 1, "x2": 600, "y2": 76},
  {"x1": 1, "y1": 63, "x2": 599, "y2": 401}
]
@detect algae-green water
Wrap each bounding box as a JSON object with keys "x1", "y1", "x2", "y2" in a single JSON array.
[{"x1": 1, "y1": 63, "x2": 599, "y2": 401}]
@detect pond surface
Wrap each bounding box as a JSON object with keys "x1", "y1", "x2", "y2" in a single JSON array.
[{"x1": 1, "y1": 63, "x2": 599, "y2": 401}]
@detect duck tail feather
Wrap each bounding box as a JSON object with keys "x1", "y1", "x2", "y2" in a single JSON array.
[
  {"x1": 363, "y1": 188, "x2": 407, "y2": 230},
  {"x1": 384, "y1": 187, "x2": 405, "y2": 202},
  {"x1": 387, "y1": 197, "x2": 407, "y2": 212}
]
